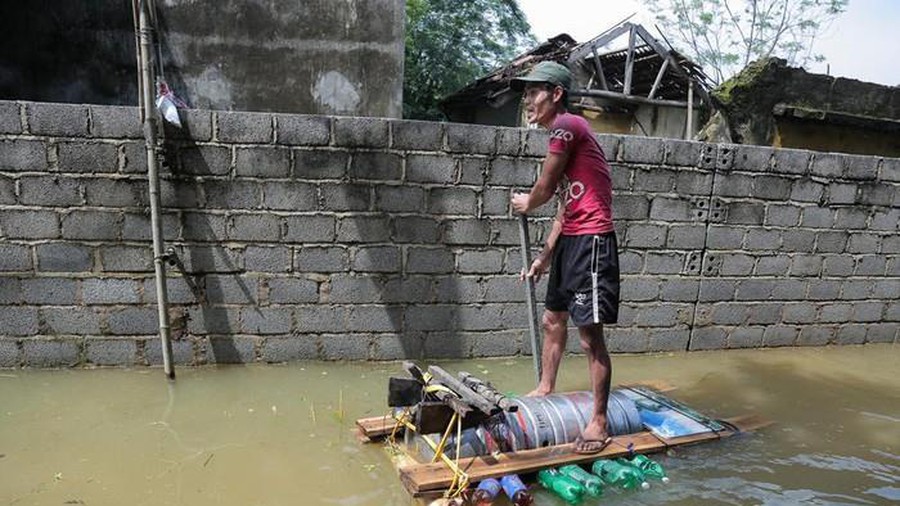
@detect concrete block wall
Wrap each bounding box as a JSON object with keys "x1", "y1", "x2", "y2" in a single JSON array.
[{"x1": 0, "y1": 100, "x2": 897, "y2": 367}]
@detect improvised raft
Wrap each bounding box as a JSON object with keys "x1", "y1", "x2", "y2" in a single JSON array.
[{"x1": 355, "y1": 362, "x2": 770, "y2": 503}]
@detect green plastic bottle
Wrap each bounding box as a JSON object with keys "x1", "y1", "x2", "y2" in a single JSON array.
[
  {"x1": 628, "y1": 454, "x2": 670, "y2": 483},
  {"x1": 592, "y1": 459, "x2": 650, "y2": 490},
  {"x1": 558, "y1": 464, "x2": 603, "y2": 497},
  {"x1": 536, "y1": 468, "x2": 584, "y2": 504}
]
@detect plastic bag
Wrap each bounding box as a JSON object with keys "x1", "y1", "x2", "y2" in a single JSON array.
[{"x1": 155, "y1": 80, "x2": 185, "y2": 128}]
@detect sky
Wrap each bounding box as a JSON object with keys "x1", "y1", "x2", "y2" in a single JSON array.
[{"x1": 517, "y1": 0, "x2": 900, "y2": 86}]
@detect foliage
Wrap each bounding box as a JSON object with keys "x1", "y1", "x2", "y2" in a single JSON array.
[
  {"x1": 641, "y1": 0, "x2": 849, "y2": 84},
  {"x1": 404, "y1": 0, "x2": 536, "y2": 120}
]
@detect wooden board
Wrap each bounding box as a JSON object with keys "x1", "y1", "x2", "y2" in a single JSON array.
[
  {"x1": 398, "y1": 414, "x2": 771, "y2": 497},
  {"x1": 354, "y1": 379, "x2": 678, "y2": 443}
]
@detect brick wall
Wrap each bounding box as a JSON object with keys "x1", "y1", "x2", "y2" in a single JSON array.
[{"x1": 0, "y1": 100, "x2": 897, "y2": 367}]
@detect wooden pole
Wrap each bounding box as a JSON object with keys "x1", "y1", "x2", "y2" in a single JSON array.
[
  {"x1": 136, "y1": 0, "x2": 174, "y2": 380},
  {"x1": 686, "y1": 82, "x2": 694, "y2": 140},
  {"x1": 518, "y1": 215, "x2": 542, "y2": 385}
]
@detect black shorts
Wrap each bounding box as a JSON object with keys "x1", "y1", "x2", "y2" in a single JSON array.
[{"x1": 545, "y1": 232, "x2": 620, "y2": 326}]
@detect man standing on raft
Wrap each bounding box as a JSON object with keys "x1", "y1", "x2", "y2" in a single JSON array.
[{"x1": 510, "y1": 61, "x2": 620, "y2": 455}]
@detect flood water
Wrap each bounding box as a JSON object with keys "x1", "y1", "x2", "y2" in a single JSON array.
[{"x1": 1, "y1": 344, "x2": 898, "y2": 505}]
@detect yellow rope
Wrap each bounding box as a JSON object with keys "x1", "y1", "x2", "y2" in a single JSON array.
[{"x1": 432, "y1": 412, "x2": 459, "y2": 463}]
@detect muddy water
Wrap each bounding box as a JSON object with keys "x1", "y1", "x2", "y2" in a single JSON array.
[{"x1": 1, "y1": 344, "x2": 898, "y2": 505}]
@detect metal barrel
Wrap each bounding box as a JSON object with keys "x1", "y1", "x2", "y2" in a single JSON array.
[{"x1": 417, "y1": 389, "x2": 642, "y2": 460}]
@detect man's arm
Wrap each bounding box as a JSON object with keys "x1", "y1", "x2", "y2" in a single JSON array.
[{"x1": 512, "y1": 150, "x2": 569, "y2": 214}]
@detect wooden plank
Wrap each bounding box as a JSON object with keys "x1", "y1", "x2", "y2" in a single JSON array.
[
  {"x1": 399, "y1": 413, "x2": 768, "y2": 496},
  {"x1": 569, "y1": 89, "x2": 690, "y2": 108},
  {"x1": 623, "y1": 25, "x2": 636, "y2": 95},
  {"x1": 648, "y1": 58, "x2": 669, "y2": 99}
]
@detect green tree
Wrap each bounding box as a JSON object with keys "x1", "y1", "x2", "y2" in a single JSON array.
[
  {"x1": 641, "y1": 0, "x2": 849, "y2": 84},
  {"x1": 404, "y1": 0, "x2": 536, "y2": 120}
]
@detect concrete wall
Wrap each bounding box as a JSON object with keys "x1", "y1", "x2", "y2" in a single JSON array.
[
  {"x1": 0, "y1": 100, "x2": 898, "y2": 367},
  {"x1": 0, "y1": 0, "x2": 404, "y2": 117}
]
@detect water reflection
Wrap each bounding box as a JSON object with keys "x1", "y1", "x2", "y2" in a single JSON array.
[{"x1": 0, "y1": 345, "x2": 897, "y2": 505}]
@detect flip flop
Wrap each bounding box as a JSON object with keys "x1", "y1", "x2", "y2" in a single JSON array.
[{"x1": 573, "y1": 434, "x2": 613, "y2": 455}]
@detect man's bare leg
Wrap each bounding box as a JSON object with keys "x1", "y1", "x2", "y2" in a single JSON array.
[
  {"x1": 575, "y1": 323, "x2": 612, "y2": 451},
  {"x1": 526, "y1": 309, "x2": 568, "y2": 396}
]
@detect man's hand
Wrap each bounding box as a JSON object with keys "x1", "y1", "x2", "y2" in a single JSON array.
[
  {"x1": 521, "y1": 252, "x2": 550, "y2": 283},
  {"x1": 511, "y1": 192, "x2": 530, "y2": 214}
]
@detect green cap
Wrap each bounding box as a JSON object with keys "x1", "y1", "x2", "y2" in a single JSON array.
[{"x1": 510, "y1": 61, "x2": 573, "y2": 92}]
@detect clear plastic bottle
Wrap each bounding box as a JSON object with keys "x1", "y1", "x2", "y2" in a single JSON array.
[
  {"x1": 470, "y1": 478, "x2": 501, "y2": 505},
  {"x1": 499, "y1": 474, "x2": 533, "y2": 505},
  {"x1": 536, "y1": 468, "x2": 584, "y2": 504},
  {"x1": 558, "y1": 464, "x2": 604, "y2": 497},
  {"x1": 628, "y1": 454, "x2": 670, "y2": 483},
  {"x1": 592, "y1": 459, "x2": 650, "y2": 490}
]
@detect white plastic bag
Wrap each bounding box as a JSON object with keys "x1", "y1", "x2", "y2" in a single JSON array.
[{"x1": 155, "y1": 81, "x2": 184, "y2": 128}]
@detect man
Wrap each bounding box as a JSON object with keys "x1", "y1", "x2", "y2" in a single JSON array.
[{"x1": 509, "y1": 61, "x2": 620, "y2": 455}]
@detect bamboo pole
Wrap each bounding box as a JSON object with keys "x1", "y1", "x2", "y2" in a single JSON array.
[
  {"x1": 518, "y1": 215, "x2": 542, "y2": 385},
  {"x1": 136, "y1": 0, "x2": 174, "y2": 380}
]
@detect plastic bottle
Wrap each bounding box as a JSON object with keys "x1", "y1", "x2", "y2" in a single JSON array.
[
  {"x1": 536, "y1": 468, "x2": 584, "y2": 504},
  {"x1": 592, "y1": 459, "x2": 650, "y2": 490},
  {"x1": 499, "y1": 474, "x2": 533, "y2": 505},
  {"x1": 628, "y1": 454, "x2": 670, "y2": 483},
  {"x1": 558, "y1": 464, "x2": 604, "y2": 497},
  {"x1": 470, "y1": 478, "x2": 502, "y2": 505}
]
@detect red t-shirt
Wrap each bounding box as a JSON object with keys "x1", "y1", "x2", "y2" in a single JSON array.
[{"x1": 547, "y1": 113, "x2": 614, "y2": 235}]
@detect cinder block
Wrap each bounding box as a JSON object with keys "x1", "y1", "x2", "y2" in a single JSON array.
[
  {"x1": 86, "y1": 338, "x2": 137, "y2": 365},
  {"x1": 19, "y1": 176, "x2": 82, "y2": 206},
  {"x1": 143, "y1": 275, "x2": 201, "y2": 305},
  {"x1": 843, "y1": 153, "x2": 879, "y2": 180},
  {"x1": 822, "y1": 255, "x2": 854, "y2": 277},
  {"x1": 293, "y1": 149, "x2": 348, "y2": 179},
  {"x1": 457, "y1": 250, "x2": 503, "y2": 274},
  {"x1": 673, "y1": 170, "x2": 713, "y2": 196},
  {"x1": 665, "y1": 225, "x2": 705, "y2": 249},
  {"x1": 241, "y1": 307, "x2": 292, "y2": 334},
  {"x1": 834, "y1": 324, "x2": 866, "y2": 345},
  {"x1": 621, "y1": 278, "x2": 658, "y2": 301},
  {"x1": 61, "y1": 210, "x2": 121, "y2": 240},
  {"x1": 781, "y1": 230, "x2": 816, "y2": 253},
  {"x1": 755, "y1": 255, "x2": 790, "y2": 275},
  {"x1": 840, "y1": 280, "x2": 871, "y2": 300},
  {"x1": 36, "y1": 243, "x2": 92, "y2": 272},
  {"x1": 847, "y1": 233, "x2": 880, "y2": 254},
  {"x1": 244, "y1": 246, "x2": 292, "y2": 273},
  {"x1": 790, "y1": 180, "x2": 825, "y2": 203},
  {"x1": 0, "y1": 306, "x2": 38, "y2": 335},
  {"x1": 349, "y1": 152, "x2": 401, "y2": 181},
  {"x1": 873, "y1": 279, "x2": 900, "y2": 299},
  {"x1": 294, "y1": 305, "x2": 348, "y2": 333},
  {"x1": 262, "y1": 181, "x2": 317, "y2": 211},
  {"x1": 732, "y1": 144, "x2": 774, "y2": 171},
  {"x1": 405, "y1": 305, "x2": 455, "y2": 332},
  {"x1": 633, "y1": 304, "x2": 684, "y2": 327},
  {"x1": 819, "y1": 303, "x2": 852, "y2": 323},
  {"x1": 610, "y1": 164, "x2": 633, "y2": 191},
  {"x1": 458, "y1": 157, "x2": 489, "y2": 186},
  {"x1": 0, "y1": 244, "x2": 32, "y2": 271},
  {"x1": 647, "y1": 329, "x2": 690, "y2": 352},
  {"x1": 523, "y1": 129, "x2": 549, "y2": 157},
  {"x1": 27, "y1": 102, "x2": 88, "y2": 136},
  {"x1": 347, "y1": 305, "x2": 403, "y2": 332},
  {"x1": 713, "y1": 174, "x2": 753, "y2": 198},
  {"x1": 176, "y1": 145, "x2": 232, "y2": 176},
  {"x1": 867, "y1": 324, "x2": 899, "y2": 344},
  {"x1": 160, "y1": 180, "x2": 201, "y2": 209},
  {"x1": 446, "y1": 123, "x2": 496, "y2": 154},
  {"x1": 320, "y1": 334, "x2": 371, "y2": 360},
  {"x1": 882, "y1": 157, "x2": 900, "y2": 182},
  {"x1": 202, "y1": 180, "x2": 261, "y2": 209},
  {"x1": 747, "y1": 303, "x2": 781, "y2": 325},
  {"x1": 391, "y1": 216, "x2": 440, "y2": 243},
  {"x1": 187, "y1": 307, "x2": 240, "y2": 334},
  {"x1": 621, "y1": 136, "x2": 665, "y2": 164},
  {"x1": 163, "y1": 109, "x2": 213, "y2": 142},
  {"x1": 689, "y1": 327, "x2": 727, "y2": 350},
  {"x1": 735, "y1": 279, "x2": 773, "y2": 300},
  {"x1": 0, "y1": 140, "x2": 47, "y2": 172},
  {"x1": 815, "y1": 231, "x2": 848, "y2": 253},
  {"x1": 204, "y1": 275, "x2": 258, "y2": 304},
  {"x1": 205, "y1": 336, "x2": 258, "y2": 364},
  {"x1": 664, "y1": 139, "x2": 702, "y2": 166},
  {"x1": 835, "y1": 208, "x2": 870, "y2": 230},
  {"x1": 228, "y1": 214, "x2": 281, "y2": 242},
  {"x1": 634, "y1": 168, "x2": 675, "y2": 193},
  {"x1": 857, "y1": 183, "x2": 894, "y2": 207},
  {"x1": 0, "y1": 339, "x2": 19, "y2": 367},
  {"x1": 407, "y1": 247, "x2": 454, "y2": 273},
  {"x1": 391, "y1": 120, "x2": 443, "y2": 151},
  {"x1": 0, "y1": 175, "x2": 13, "y2": 205},
  {"x1": 790, "y1": 254, "x2": 823, "y2": 276},
  {"x1": 336, "y1": 216, "x2": 390, "y2": 243},
  {"x1": 107, "y1": 307, "x2": 158, "y2": 335},
  {"x1": 659, "y1": 278, "x2": 698, "y2": 302},
  {"x1": 82, "y1": 178, "x2": 143, "y2": 208},
  {"x1": 434, "y1": 276, "x2": 484, "y2": 303},
  {"x1": 384, "y1": 276, "x2": 434, "y2": 304},
  {"x1": 705, "y1": 225, "x2": 743, "y2": 249},
  {"x1": 765, "y1": 204, "x2": 800, "y2": 227},
  {"x1": 235, "y1": 146, "x2": 290, "y2": 178},
  {"x1": 274, "y1": 114, "x2": 330, "y2": 146},
  {"x1": 649, "y1": 197, "x2": 692, "y2": 222},
  {"x1": 267, "y1": 277, "x2": 318, "y2": 303},
  {"x1": 283, "y1": 215, "x2": 335, "y2": 243},
  {"x1": 496, "y1": 127, "x2": 522, "y2": 156},
  {"x1": 810, "y1": 153, "x2": 845, "y2": 178},
  {"x1": 406, "y1": 154, "x2": 456, "y2": 183},
  {"x1": 728, "y1": 327, "x2": 763, "y2": 348},
  {"x1": 783, "y1": 303, "x2": 816, "y2": 323},
  {"x1": 750, "y1": 175, "x2": 792, "y2": 200},
  {"x1": 619, "y1": 250, "x2": 643, "y2": 274},
  {"x1": 83, "y1": 278, "x2": 141, "y2": 304},
  {"x1": 623, "y1": 224, "x2": 666, "y2": 248},
  {"x1": 488, "y1": 157, "x2": 538, "y2": 186},
  {"x1": 826, "y1": 183, "x2": 857, "y2": 205},
  {"x1": 614, "y1": 194, "x2": 650, "y2": 221},
  {"x1": 90, "y1": 105, "x2": 142, "y2": 139},
  {"x1": 856, "y1": 255, "x2": 887, "y2": 276},
  {"x1": 181, "y1": 212, "x2": 227, "y2": 242},
  {"x1": 57, "y1": 142, "x2": 117, "y2": 173},
  {"x1": 375, "y1": 186, "x2": 425, "y2": 213},
  {"x1": 352, "y1": 246, "x2": 400, "y2": 273},
  {"x1": 262, "y1": 336, "x2": 319, "y2": 361},
  {"x1": 0, "y1": 102, "x2": 21, "y2": 134},
  {"x1": 22, "y1": 338, "x2": 81, "y2": 366},
  {"x1": 763, "y1": 326, "x2": 798, "y2": 347},
  {"x1": 20, "y1": 278, "x2": 76, "y2": 304},
  {"x1": 645, "y1": 252, "x2": 683, "y2": 274},
  {"x1": 177, "y1": 245, "x2": 242, "y2": 273},
  {"x1": 852, "y1": 302, "x2": 884, "y2": 322},
  {"x1": 319, "y1": 183, "x2": 370, "y2": 211},
  {"x1": 442, "y1": 219, "x2": 490, "y2": 246},
  {"x1": 797, "y1": 325, "x2": 834, "y2": 346},
  {"x1": 428, "y1": 187, "x2": 478, "y2": 215},
  {"x1": 333, "y1": 117, "x2": 388, "y2": 148},
  {"x1": 217, "y1": 111, "x2": 272, "y2": 143},
  {"x1": 807, "y1": 279, "x2": 841, "y2": 300},
  {"x1": 470, "y1": 330, "x2": 522, "y2": 357},
  {"x1": 872, "y1": 209, "x2": 900, "y2": 231},
  {"x1": 719, "y1": 253, "x2": 755, "y2": 276},
  {"x1": 772, "y1": 148, "x2": 810, "y2": 175}
]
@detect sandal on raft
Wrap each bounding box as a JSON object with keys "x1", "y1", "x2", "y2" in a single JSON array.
[{"x1": 573, "y1": 434, "x2": 613, "y2": 455}]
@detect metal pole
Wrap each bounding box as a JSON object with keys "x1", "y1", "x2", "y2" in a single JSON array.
[
  {"x1": 137, "y1": 0, "x2": 174, "y2": 380},
  {"x1": 686, "y1": 82, "x2": 694, "y2": 140},
  {"x1": 517, "y1": 215, "x2": 542, "y2": 385}
]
